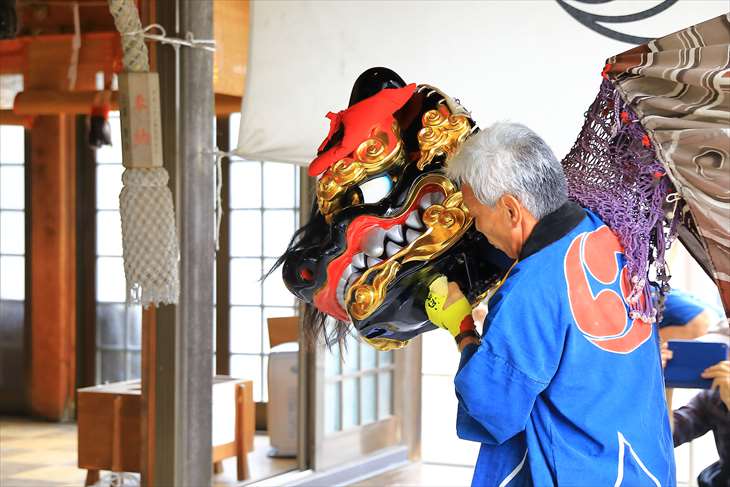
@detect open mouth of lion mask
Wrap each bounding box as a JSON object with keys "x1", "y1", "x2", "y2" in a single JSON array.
[{"x1": 277, "y1": 68, "x2": 511, "y2": 350}]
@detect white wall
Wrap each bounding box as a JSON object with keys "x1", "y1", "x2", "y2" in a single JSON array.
[{"x1": 238, "y1": 0, "x2": 729, "y2": 165}]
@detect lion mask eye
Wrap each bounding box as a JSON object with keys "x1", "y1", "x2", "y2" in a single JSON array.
[{"x1": 357, "y1": 175, "x2": 393, "y2": 205}]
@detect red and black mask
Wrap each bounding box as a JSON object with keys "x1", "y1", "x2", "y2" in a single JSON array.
[{"x1": 276, "y1": 68, "x2": 511, "y2": 349}]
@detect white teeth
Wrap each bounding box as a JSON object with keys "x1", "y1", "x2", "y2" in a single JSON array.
[
  {"x1": 347, "y1": 271, "x2": 361, "y2": 288},
  {"x1": 366, "y1": 256, "x2": 382, "y2": 267},
  {"x1": 405, "y1": 211, "x2": 424, "y2": 230},
  {"x1": 363, "y1": 227, "x2": 386, "y2": 257},
  {"x1": 419, "y1": 192, "x2": 434, "y2": 210},
  {"x1": 385, "y1": 225, "x2": 405, "y2": 244},
  {"x1": 386, "y1": 241, "x2": 402, "y2": 257},
  {"x1": 341, "y1": 264, "x2": 353, "y2": 281},
  {"x1": 351, "y1": 252, "x2": 366, "y2": 269},
  {"x1": 336, "y1": 273, "x2": 348, "y2": 308},
  {"x1": 405, "y1": 228, "x2": 421, "y2": 243},
  {"x1": 432, "y1": 192, "x2": 445, "y2": 205},
  {"x1": 337, "y1": 284, "x2": 345, "y2": 307}
]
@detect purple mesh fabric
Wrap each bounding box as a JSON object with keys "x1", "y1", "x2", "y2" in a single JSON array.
[{"x1": 562, "y1": 78, "x2": 675, "y2": 323}]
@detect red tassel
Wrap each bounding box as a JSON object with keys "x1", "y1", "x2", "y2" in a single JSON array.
[
  {"x1": 642, "y1": 135, "x2": 651, "y2": 148},
  {"x1": 601, "y1": 63, "x2": 612, "y2": 79}
]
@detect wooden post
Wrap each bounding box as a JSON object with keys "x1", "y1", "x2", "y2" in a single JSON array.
[
  {"x1": 154, "y1": 0, "x2": 215, "y2": 484},
  {"x1": 140, "y1": 307, "x2": 156, "y2": 487},
  {"x1": 29, "y1": 115, "x2": 77, "y2": 420}
]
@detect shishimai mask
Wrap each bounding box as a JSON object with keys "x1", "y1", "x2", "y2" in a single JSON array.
[{"x1": 277, "y1": 68, "x2": 512, "y2": 350}]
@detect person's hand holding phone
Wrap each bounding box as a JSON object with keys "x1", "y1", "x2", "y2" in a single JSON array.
[
  {"x1": 701, "y1": 360, "x2": 730, "y2": 409},
  {"x1": 660, "y1": 341, "x2": 673, "y2": 369}
]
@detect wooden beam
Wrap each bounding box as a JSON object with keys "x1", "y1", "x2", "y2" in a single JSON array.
[
  {"x1": 29, "y1": 115, "x2": 77, "y2": 421},
  {"x1": 0, "y1": 110, "x2": 33, "y2": 127},
  {"x1": 14, "y1": 91, "x2": 241, "y2": 115},
  {"x1": 14, "y1": 91, "x2": 119, "y2": 115},
  {"x1": 25, "y1": 33, "x2": 121, "y2": 91},
  {"x1": 17, "y1": 2, "x2": 116, "y2": 37},
  {"x1": 212, "y1": 0, "x2": 248, "y2": 97},
  {"x1": 0, "y1": 38, "x2": 26, "y2": 74},
  {"x1": 214, "y1": 94, "x2": 243, "y2": 115}
]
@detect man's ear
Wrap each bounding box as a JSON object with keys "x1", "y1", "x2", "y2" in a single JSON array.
[{"x1": 500, "y1": 194, "x2": 522, "y2": 225}]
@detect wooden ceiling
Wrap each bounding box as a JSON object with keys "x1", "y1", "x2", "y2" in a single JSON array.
[{"x1": 1, "y1": 0, "x2": 247, "y2": 116}]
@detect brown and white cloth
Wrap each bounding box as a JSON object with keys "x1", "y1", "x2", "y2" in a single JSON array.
[{"x1": 606, "y1": 14, "x2": 730, "y2": 317}]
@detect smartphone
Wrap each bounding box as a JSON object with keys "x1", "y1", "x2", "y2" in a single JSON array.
[{"x1": 664, "y1": 340, "x2": 728, "y2": 389}]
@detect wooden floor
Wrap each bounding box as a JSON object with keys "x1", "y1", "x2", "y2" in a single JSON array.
[
  {"x1": 349, "y1": 462, "x2": 473, "y2": 487},
  {"x1": 0, "y1": 416, "x2": 296, "y2": 487}
]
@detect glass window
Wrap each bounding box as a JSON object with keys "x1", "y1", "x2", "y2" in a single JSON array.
[
  {"x1": 0, "y1": 256, "x2": 24, "y2": 301},
  {"x1": 230, "y1": 306, "x2": 263, "y2": 354},
  {"x1": 93, "y1": 112, "x2": 142, "y2": 384},
  {"x1": 0, "y1": 124, "x2": 27, "y2": 406},
  {"x1": 230, "y1": 258, "x2": 262, "y2": 305},
  {"x1": 96, "y1": 257, "x2": 127, "y2": 303},
  {"x1": 263, "y1": 163, "x2": 297, "y2": 208},
  {"x1": 96, "y1": 165, "x2": 123, "y2": 210},
  {"x1": 263, "y1": 258, "x2": 295, "y2": 307},
  {"x1": 0, "y1": 166, "x2": 24, "y2": 209},
  {"x1": 229, "y1": 162, "x2": 261, "y2": 209},
  {"x1": 342, "y1": 378, "x2": 359, "y2": 430},
  {"x1": 0, "y1": 125, "x2": 24, "y2": 163},
  {"x1": 95, "y1": 116, "x2": 122, "y2": 164},
  {"x1": 96, "y1": 210, "x2": 123, "y2": 256},
  {"x1": 230, "y1": 210, "x2": 262, "y2": 256},
  {"x1": 226, "y1": 115, "x2": 301, "y2": 403},
  {"x1": 263, "y1": 210, "x2": 295, "y2": 258},
  {"x1": 361, "y1": 374, "x2": 377, "y2": 425},
  {"x1": 378, "y1": 371, "x2": 393, "y2": 420},
  {"x1": 324, "y1": 382, "x2": 341, "y2": 434},
  {"x1": 224, "y1": 114, "x2": 298, "y2": 404},
  {"x1": 323, "y1": 332, "x2": 395, "y2": 433},
  {"x1": 0, "y1": 125, "x2": 26, "y2": 308},
  {"x1": 0, "y1": 211, "x2": 25, "y2": 255}
]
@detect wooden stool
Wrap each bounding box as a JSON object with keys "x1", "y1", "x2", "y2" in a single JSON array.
[{"x1": 78, "y1": 377, "x2": 255, "y2": 484}]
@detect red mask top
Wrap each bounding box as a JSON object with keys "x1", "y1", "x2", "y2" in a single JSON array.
[{"x1": 308, "y1": 83, "x2": 417, "y2": 177}]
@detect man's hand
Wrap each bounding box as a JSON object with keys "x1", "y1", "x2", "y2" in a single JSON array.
[
  {"x1": 425, "y1": 276, "x2": 474, "y2": 337},
  {"x1": 660, "y1": 341, "x2": 673, "y2": 369},
  {"x1": 701, "y1": 360, "x2": 730, "y2": 409}
]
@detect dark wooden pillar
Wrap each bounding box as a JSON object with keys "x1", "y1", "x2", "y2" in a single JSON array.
[
  {"x1": 29, "y1": 115, "x2": 77, "y2": 420},
  {"x1": 152, "y1": 0, "x2": 215, "y2": 485}
]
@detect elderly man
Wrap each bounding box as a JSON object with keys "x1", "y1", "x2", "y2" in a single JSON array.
[{"x1": 425, "y1": 122, "x2": 675, "y2": 486}]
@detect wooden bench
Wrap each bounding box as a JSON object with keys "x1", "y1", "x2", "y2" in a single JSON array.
[{"x1": 77, "y1": 376, "x2": 254, "y2": 485}]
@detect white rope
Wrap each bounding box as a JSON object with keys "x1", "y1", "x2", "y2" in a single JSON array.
[
  {"x1": 207, "y1": 149, "x2": 247, "y2": 253},
  {"x1": 119, "y1": 168, "x2": 180, "y2": 307},
  {"x1": 123, "y1": 24, "x2": 217, "y2": 52},
  {"x1": 109, "y1": 0, "x2": 179, "y2": 307},
  {"x1": 108, "y1": 0, "x2": 149, "y2": 72},
  {"x1": 67, "y1": 3, "x2": 81, "y2": 90},
  {"x1": 215, "y1": 152, "x2": 223, "y2": 251}
]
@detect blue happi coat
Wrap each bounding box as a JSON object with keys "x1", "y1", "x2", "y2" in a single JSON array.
[{"x1": 455, "y1": 203, "x2": 675, "y2": 486}]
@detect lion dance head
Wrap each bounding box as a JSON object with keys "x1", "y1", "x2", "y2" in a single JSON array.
[{"x1": 275, "y1": 68, "x2": 511, "y2": 349}]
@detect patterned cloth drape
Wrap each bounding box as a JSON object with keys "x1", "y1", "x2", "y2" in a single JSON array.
[{"x1": 606, "y1": 13, "x2": 730, "y2": 317}]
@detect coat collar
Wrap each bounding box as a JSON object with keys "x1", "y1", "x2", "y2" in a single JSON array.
[{"x1": 518, "y1": 200, "x2": 585, "y2": 261}]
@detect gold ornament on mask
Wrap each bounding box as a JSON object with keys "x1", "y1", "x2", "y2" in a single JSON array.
[
  {"x1": 416, "y1": 107, "x2": 471, "y2": 170},
  {"x1": 316, "y1": 121, "x2": 406, "y2": 222},
  {"x1": 361, "y1": 335, "x2": 409, "y2": 351},
  {"x1": 345, "y1": 174, "x2": 473, "y2": 321}
]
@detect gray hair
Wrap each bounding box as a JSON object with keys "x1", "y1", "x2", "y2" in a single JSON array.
[{"x1": 446, "y1": 122, "x2": 568, "y2": 220}]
